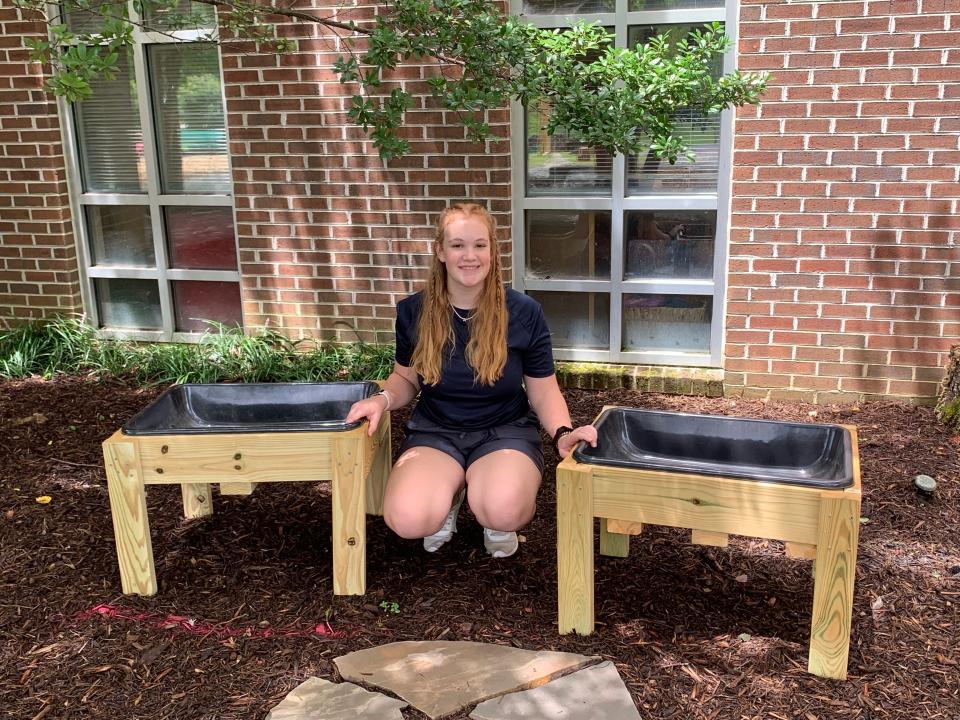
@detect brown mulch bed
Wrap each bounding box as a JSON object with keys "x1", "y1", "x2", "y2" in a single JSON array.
[{"x1": 1, "y1": 376, "x2": 958, "y2": 719}]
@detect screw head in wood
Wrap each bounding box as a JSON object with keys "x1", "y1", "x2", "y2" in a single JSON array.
[
  {"x1": 234, "y1": 453, "x2": 241, "y2": 460},
  {"x1": 161, "y1": 445, "x2": 168, "y2": 454},
  {"x1": 155, "y1": 468, "x2": 164, "y2": 474}
]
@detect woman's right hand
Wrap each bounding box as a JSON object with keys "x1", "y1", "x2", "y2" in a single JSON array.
[{"x1": 346, "y1": 393, "x2": 389, "y2": 437}]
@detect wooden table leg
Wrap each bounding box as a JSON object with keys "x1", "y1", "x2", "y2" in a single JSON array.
[
  {"x1": 599, "y1": 518, "x2": 630, "y2": 558},
  {"x1": 103, "y1": 436, "x2": 157, "y2": 596},
  {"x1": 808, "y1": 492, "x2": 860, "y2": 679},
  {"x1": 557, "y1": 463, "x2": 594, "y2": 634},
  {"x1": 332, "y1": 435, "x2": 366, "y2": 595},
  {"x1": 181, "y1": 483, "x2": 213, "y2": 518},
  {"x1": 365, "y1": 412, "x2": 391, "y2": 517}
]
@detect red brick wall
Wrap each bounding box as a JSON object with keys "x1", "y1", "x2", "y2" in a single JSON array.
[
  {"x1": 2, "y1": 0, "x2": 956, "y2": 401},
  {"x1": 728, "y1": 0, "x2": 960, "y2": 401},
  {"x1": 0, "y1": 1, "x2": 82, "y2": 324},
  {"x1": 220, "y1": 1, "x2": 513, "y2": 344}
]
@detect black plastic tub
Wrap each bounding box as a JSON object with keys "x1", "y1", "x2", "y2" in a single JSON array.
[
  {"x1": 122, "y1": 382, "x2": 380, "y2": 435},
  {"x1": 573, "y1": 408, "x2": 854, "y2": 489}
]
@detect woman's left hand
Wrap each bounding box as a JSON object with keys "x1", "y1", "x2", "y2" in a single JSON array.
[{"x1": 556, "y1": 424, "x2": 598, "y2": 459}]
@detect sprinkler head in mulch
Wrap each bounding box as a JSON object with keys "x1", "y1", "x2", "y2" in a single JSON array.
[{"x1": 912, "y1": 474, "x2": 937, "y2": 495}]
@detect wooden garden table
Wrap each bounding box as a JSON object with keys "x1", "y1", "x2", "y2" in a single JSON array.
[
  {"x1": 556, "y1": 411, "x2": 861, "y2": 680},
  {"x1": 102, "y1": 411, "x2": 391, "y2": 597}
]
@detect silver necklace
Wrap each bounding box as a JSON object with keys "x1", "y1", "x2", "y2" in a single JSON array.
[{"x1": 450, "y1": 303, "x2": 475, "y2": 322}]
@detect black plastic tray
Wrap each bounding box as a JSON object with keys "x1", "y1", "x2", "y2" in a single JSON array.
[
  {"x1": 122, "y1": 382, "x2": 380, "y2": 435},
  {"x1": 573, "y1": 407, "x2": 854, "y2": 489}
]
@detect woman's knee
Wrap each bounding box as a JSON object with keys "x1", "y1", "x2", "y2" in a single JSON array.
[
  {"x1": 382, "y1": 448, "x2": 464, "y2": 538},
  {"x1": 468, "y1": 483, "x2": 538, "y2": 531},
  {"x1": 382, "y1": 498, "x2": 443, "y2": 539},
  {"x1": 383, "y1": 482, "x2": 458, "y2": 538}
]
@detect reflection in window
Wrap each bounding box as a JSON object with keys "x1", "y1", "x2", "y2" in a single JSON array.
[
  {"x1": 529, "y1": 291, "x2": 610, "y2": 350},
  {"x1": 95, "y1": 278, "x2": 163, "y2": 329},
  {"x1": 149, "y1": 43, "x2": 230, "y2": 194},
  {"x1": 526, "y1": 211, "x2": 611, "y2": 280},
  {"x1": 165, "y1": 207, "x2": 237, "y2": 270},
  {"x1": 526, "y1": 102, "x2": 612, "y2": 197},
  {"x1": 522, "y1": 0, "x2": 615, "y2": 13},
  {"x1": 74, "y1": 52, "x2": 145, "y2": 193},
  {"x1": 628, "y1": 0, "x2": 723, "y2": 9},
  {"x1": 86, "y1": 206, "x2": 155, "y2": 267},
  {"x1": 626, "y1": 24, "x2": 723, "y2": 195},
  {"x1": 172, "y1": 280, "x2": 243, "y2": 332},
  {"x1": 143, "y1": 0, "x2": 217, "y2": 31},
  {"x1": 624, "y1": 210, "x2": 715, "y2": 279},
  {"x1": 622, "y1": 294, "x2": 711, "y2": 352},
  {"x1": 64, "y1": 0, "x2": 117, "y2": 34}
]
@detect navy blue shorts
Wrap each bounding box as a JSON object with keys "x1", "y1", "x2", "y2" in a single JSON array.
[{"x1": 399, "y1": 412, "x2": 544, "y2": 474}]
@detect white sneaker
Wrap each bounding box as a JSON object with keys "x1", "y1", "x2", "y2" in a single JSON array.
[
  {"x1": 423, "y1": 489, "x2": 465, "y2": 553},
  {"x1": 483, "y1": 528, "x2": 519, "y2": 558}
]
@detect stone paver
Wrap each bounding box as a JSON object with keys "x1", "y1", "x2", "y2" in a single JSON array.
[
  {"x1": 469, "y1": 660, "x2": 641, "y2": 720},
  {"x1": 334, "y1": 641, "x2": 598, "y2": 720},
  {"x1": 265, "y1": 676, "x2": 407, "y2": 720}
]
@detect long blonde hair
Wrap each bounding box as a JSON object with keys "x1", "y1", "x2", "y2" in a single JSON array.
[{"x1": 410, "y1": 203, "x2": 508, "y2": 386}]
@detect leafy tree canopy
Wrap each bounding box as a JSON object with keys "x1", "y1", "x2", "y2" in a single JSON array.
[{"x1": 16, "y1": 0, "x2": 767, "y2": 162}]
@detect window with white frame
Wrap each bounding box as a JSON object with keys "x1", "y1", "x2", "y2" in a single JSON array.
[
  {"x1": 61, "y1": 2, "x2": 242, "y2": 340},
  {"x1": 511, "y1": 0, "x2": 734, "y2": 367}
]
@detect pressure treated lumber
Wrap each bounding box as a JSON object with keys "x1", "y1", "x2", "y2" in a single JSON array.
[
  {"x1": 599, "y1": 518, "x2": 630, "y2": 557},
  {"x1": 181, "y1": 483, "x2": 212, "y2": 519},
  {"x1": 365, "y1": 410, "x2": 391, "y2": 517},
  {"x1": 807, "y1": 492, "x2": 859, "y2": 679},
  {"x1": 219, "y1": 481, "x2": 258, "y2": 495},
  {"x1": 556, "y1": 459, "x2": 594, "y2": 635},
  {"x1": 102, "y1": 411, "x2": 390, "y2": 598},
  {"x1": 331, "y1": 435, "x2": 366, "y2": 595},
  {"x1": 785, "y1": 542, "x2": 818, "y2": 560},
  {"x1": 605, "y1": 518, "x2": 643, "y2": 535},
  {"x1": 556, "y1": 411, "x2": 862, "y2": 681},
  {"x1": 691, "y1": 529, "x2": 729, "y2": 547},
  {"x1": 103, "y1": 436, "x2": 156, "y2": 596}
]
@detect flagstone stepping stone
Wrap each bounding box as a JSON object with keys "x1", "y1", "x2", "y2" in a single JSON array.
[
  {"x1": 469, "y1": 661, "x2": 641, "y2": 720},
  {"x1": 335, "y1": 641, "x2": 598, "y2": 719},
  {"x1": 265, "y1": 676, "x2": 407, "y2": 720}
]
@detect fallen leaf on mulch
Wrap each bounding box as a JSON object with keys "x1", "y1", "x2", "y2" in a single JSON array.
[{"x1": 12, "y1": 412, "x2": 47, "y2": 426}]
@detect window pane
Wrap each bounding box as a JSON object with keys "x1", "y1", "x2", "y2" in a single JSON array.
[
  {"x1": 628, "y1": 24, "x2": 725, "y2": 80},
  {"x1": 628, "y1": 0, "x2": 723, "y2": 10},
  {"x1": 626, "y1": 24, "x2": 723, "y2": 195},
  {"x1": 165, "y1": 207, "x2": 237, "y2": 270},
  {"x1": 74, "y1": 52, "x2": 145, "y2": 193},
  {"x1": 95, "y1": 278, "x2": 162, "y2": 329},
  {"x1": 64, "y1": 5, "x2": 109, "y2": 34},
  {"x1": 86, "y1": 206, "x2": 155, "y2": 267},
  {"x1": 172, "y1": 280, "x2": 243, "y2": 332},
  {"x1": 149, "y1": 43, "x2": 230, "y2": 194},
  {"x1": 522, "y1": 0, "x2": 615, "y2": 12},
  {"x1": 526, "y1": 103, "x2": 612, "y2": 197},
  {"x1": 528, "y1": 291, "x2": 610, "y2": 350},
  {"x1": 526, "y1": 210, "x2": 610, "y2": 280},
  {"x1": 143, "y1": 0, "x2": 217, "y2": 31},
  {"x1": 623, "y1": 294, "x2": 711, "y2": 352},
  {"x1": 625, "y1": 210, "x2": 715, "y2": 280}
]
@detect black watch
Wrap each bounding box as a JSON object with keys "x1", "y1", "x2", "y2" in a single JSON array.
[{"x1": 551, "y1": 425, "x2": 574, "y2": 450}]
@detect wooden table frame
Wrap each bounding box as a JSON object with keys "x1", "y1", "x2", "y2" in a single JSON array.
[
  {"x1": 557, "y1": 414, "x2": 861, "y2": 680},
  {"x1": 102, "y1": 412, "x2": 391, "y2": 597}
]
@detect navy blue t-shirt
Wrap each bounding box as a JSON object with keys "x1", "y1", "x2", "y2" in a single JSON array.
[{"x1": 395, "y1": 288, "x2": 555, "y2": 430}]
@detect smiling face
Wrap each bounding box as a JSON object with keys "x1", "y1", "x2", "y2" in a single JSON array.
[{"x1": 437, "y1": 213, "x2": 493, "y2": 303}]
